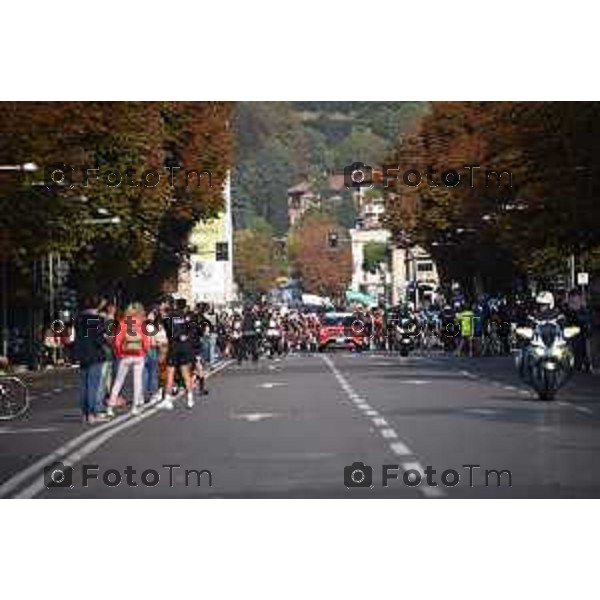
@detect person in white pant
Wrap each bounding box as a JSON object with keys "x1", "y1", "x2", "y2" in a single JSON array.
[{"x1": 106, "y1": 303, "x2": 151, "y2": 417}]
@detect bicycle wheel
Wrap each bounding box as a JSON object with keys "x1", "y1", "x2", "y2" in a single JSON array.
[{"x1": 0, "y1": 376, "x2": 29, "y2": 420}]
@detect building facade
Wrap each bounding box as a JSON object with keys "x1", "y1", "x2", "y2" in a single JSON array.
[{"x1": 177, "y1": 173, "x2": 236, "y2": 306}]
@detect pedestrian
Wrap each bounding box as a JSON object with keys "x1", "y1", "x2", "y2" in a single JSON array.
[
  {"x1": 143, "y1": 308, "x2": 167, "y2": 402},
  {"x1": 158, "y1": 298, "x2": 196, "y2": 410},
  {"x1": 73, "y1": 296, "x2": 106, "y2": 424},
  {"x1": 106, "y1": 303, "x2": 151, "y2": 416}
]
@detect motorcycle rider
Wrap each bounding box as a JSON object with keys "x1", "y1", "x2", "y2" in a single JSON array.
[
  {"x1": 440, "y1": 304, "x2": 457, "y2": 352},
  {"x1": 518, "y1": 291, "x2": 563, "y2": 378},
  {"x1": 533, "y1": 291, "x2": 563, "y2": 322}
]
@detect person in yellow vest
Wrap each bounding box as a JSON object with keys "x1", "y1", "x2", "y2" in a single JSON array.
[{"x1": 456, "y1": 305, "x2": 475, "y2": 357}]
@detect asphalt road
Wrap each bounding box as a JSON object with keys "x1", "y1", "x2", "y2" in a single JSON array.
[{"x1": 1, "y1": 352, "x2": 599, "y2": 498}]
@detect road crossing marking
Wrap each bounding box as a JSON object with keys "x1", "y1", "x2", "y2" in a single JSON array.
[{"x1": 372, "y1": 417, "x2": 388, "y2": 427}]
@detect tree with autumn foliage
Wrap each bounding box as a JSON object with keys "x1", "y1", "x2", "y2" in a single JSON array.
[
  {"x1": 233, "y1": 218, "x2": 285, "y2": 296},
  {"x1": 0, "y1": 101, "x2": 232, "y2": 301},
  {"x1": 384, "y1": 102, "x2": 600, "y2": 294},
  {"x1": 288, "y1": 211, "x2": 352, "y2": 300}
]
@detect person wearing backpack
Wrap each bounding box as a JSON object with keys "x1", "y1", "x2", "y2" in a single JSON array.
[
  {"x1": 106, "y1": 303, "x2": 151, "y2": 416},
  {"x1": 73, "y1": 296, "x2": 106, "y2": 424}
]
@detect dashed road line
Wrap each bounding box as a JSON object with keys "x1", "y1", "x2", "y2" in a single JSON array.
[
  {"x1": 321, "y1": 354, "x2": 445, "y2": 498},
  {"x1": 389, "y1": 441, "x2": 412, "y2": 456},
  {"x1": 380, "y1": 428, "x2": 398, "y2": 439}
]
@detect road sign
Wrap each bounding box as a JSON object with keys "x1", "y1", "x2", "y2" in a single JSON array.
[
  {"x1": 577, "y1": 272, "x2": 589, "y2": 286},
  {"x1": 215, "y1": 241, "x2": 229, "y2": 261}
]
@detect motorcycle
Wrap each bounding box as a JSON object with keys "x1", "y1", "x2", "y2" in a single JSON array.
[
  {"x1": 396, "y1": 317, "x2": 416, "y2": 357},
  {"x1": 516, "y1": 319, "x2": 580, "y2": 400}
]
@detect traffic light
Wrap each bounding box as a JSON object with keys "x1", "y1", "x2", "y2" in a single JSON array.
[{"x1": 215, "y1": 242, "x2": 229, "y2": 261}]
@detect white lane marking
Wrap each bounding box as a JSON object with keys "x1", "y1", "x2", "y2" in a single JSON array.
[
  {"x1": 322, "y1": 354, "x2": 440, "y2": 498},
  {"x1": 1, "y1": 360, "x2": 233, "y2": 499},
  {"x1": 503, "y1": 385, "x2": 517, "y2": 391},
  {"x1": 380, "y1": 428, "x2": 398, "y2": 439},
  {"x1": 257, "y1": 382, "x2": 287, "y2": 389},
  {"x1": 0, "y1": 412, "x2": 132, "y2": 499},
  {"x1": 389, "y1": 441, "x2": 412, "y2": 456},
  {"x1": 469, "y1": 408, "x2": 497, "y2": 416},
  {"x1": 0, "y1": 427, "x2": 58, "y2": 434},
  {"x1": 460, "y1": 370, "x2": 478, "y2": 379},
  {"x1": 233, "y1": 412, "x2": 276, "y2": 422},
  {"x1": 401, "y1": 461, "x2": 424, "y2": 474},
  {"x1": 52, "y1": 388, "x2": 62, "y2": 393},
  {"x1": 372, "y1": 417, "x2": 388, "y2": 427},
  {"x1": 398, "y1": 379, "x2": 430, "y2": 385},
  {"x1": 557, "y1": 401, "x2": 593, "y2": 415}
]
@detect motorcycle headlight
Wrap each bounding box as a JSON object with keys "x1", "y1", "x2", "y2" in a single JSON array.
[{"x1": 532, "y1": 345, "x2": 546, "y2": 358}]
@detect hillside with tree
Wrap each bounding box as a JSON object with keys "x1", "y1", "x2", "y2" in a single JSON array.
[{"x1": 231, "y1": 101, "x2": 428, "y2": 234}]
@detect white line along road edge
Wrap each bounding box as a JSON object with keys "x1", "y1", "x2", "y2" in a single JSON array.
[
  {"x1": 320, "y1": 354, "x2": 445, "y2": 498},
  {"x1": 0, "y1": 359, "x2": 233, "y2": 499}
]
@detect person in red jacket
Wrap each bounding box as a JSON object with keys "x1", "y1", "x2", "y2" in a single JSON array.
[{"x1": 106, "y1": 303, "x2": 151, "y2": 416}]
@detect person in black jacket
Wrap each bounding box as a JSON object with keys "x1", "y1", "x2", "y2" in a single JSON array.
[{"x1": 73, "y1": 297, "x2": 106, "y2": 424}]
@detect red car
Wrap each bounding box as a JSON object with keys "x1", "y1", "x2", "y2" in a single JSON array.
[{"x1": 318, "y1": 312, "x2": 367, "y2": 351}]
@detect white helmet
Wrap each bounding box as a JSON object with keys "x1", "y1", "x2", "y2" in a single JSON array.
[{"x1": 536, "y1": 291, "x2": 555, "y2": 310}]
